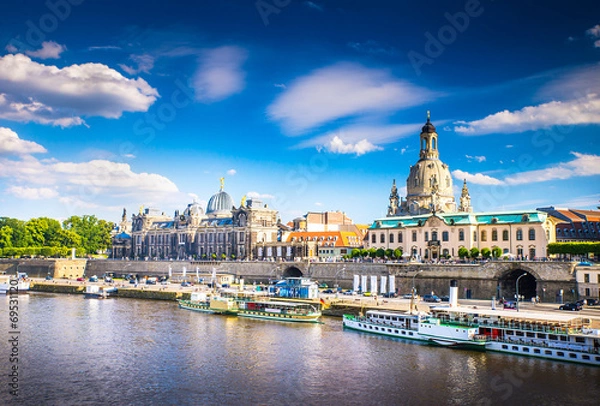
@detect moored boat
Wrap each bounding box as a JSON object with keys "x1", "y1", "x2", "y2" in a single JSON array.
[
  {"x1": 0, "y1": 273, "x2": 30, "y2": 294},
  {"x1": 84, "y1": 285, "x2": 117, "y2": 299},
  {"x1": 237, "y1": 300, "x2": 322, "y2": 323},
  {"x1": 178, "y1": 291, "x2": 239, "y2": 315}
]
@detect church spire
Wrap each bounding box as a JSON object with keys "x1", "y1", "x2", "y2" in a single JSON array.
[
  {"x1": 459, "y1": 179, "x2": 473, "y2": 213},
  {"x1": 419, "y1": 111, "x2": 439, "y2": 160},
  {"x1": 387, "y1": 179, "x2": 400, "y2": 216}
]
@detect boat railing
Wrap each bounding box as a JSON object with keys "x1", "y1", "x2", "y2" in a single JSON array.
[
  {"x1": 485, "y1": 336, "x2": 599, "y2": 353},
  {"x1": 443, "y1": 317, "x2": 585, "y2": 336}
]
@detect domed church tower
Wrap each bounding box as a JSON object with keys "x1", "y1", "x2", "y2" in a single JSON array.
[{"x1": 401, "y1": 112, "x2": 457, "y2": 215}]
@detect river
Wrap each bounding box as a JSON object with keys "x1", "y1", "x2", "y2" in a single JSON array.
[{"x1": 1, "y1": 293, "x2": 598, "y2": 405}]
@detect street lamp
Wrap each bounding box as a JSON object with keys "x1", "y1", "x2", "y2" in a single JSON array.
[
  {"x1": 516, "y1": 272, "x2": 527, "y2": 312},
  {"x1": 410, "y1": 269, "x2": 423, "y2": 314},
  {"x1": 335, "y1": 267, "x2": 346, "y2": 290}
]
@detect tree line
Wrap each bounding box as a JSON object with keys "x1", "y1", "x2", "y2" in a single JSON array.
[{"x1": 0, "y1": 215, "x2": 114, "y2": 258}]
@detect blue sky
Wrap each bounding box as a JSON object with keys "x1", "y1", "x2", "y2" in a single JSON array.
[{"x1": 0, "y1": 0, "x2": 599, "y2": 225}]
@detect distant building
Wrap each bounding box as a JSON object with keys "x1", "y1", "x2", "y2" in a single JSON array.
[
  {"x1": 112, "y1": 179, "x2": 279, "y2": 261},
  {"x1": 367, "y1": 113, "x2": 557, "y2": 260},
  {"x1": 537, "y1": 207, "x2": 600, "y2": 242}
]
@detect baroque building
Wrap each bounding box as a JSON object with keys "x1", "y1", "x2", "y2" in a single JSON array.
[{"x1": 369, "y1": 113, "x2": 557, "y2": 260}]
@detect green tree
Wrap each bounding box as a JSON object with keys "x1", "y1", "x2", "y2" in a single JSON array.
[
  {"x1": 63, "y1": 215, "x2": 113, "y2": 254},
  {"x1": 481, "y1": 247, "x2": 491, "y2": 259},
  {"x1": 458, "y1": 247, "x2": 469, "y2": 259},
  {"x1": 492, "y1": 247, "x2": 502, "y2": 258},
  {"x1": 394, "y1": 248, "x2": 403, "y2": 259},
  {"x1": 0, "y1": 226, "x2": 13, "y2": 248},
  {"x1": 368, "y1": 248, "x2": 377, "y2": 258},
  {"x1": 376, "y1": 248, "x2": 385, "y2": 258},
  {"x1": 470, "y1": 247, "x2": 480, "y2": 259},
  {"x1": 0, "y1": 217, "x2": 32, "y2": 247},
  {"x1": 350, "y1": 248, "x2": 361, "y2": 258},
  {"x1": 385, "y1": 248, "x2": 393, "y2": 258}
]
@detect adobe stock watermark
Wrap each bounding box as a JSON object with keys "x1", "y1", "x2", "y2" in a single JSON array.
[
  {"x1": 476, "y1": 361, "x2": 534, "y2": 405},
  {"x1": 7, "y1": 276, "x2": 21, "y2": 397},
  {"x1": 255, "y1": 0, "x2": 292, "y2": 26},
  {"x1": 4, "y1": 0, "x2": 84, "y2": 53},
  {"x1": 407, "y1": 0, "x2": 487, "y2": 76}
]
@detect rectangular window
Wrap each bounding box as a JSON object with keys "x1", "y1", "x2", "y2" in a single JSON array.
[
  {"x1": 389, "y1": 233, "x2": 394, "y2": 244},
  {"x1": 371, "y1": 234, "x2": 376, "y2": 243},
  {"x1": 584, "y1": 274, "x2": 590, "y2": 283},
  {"x1": 399, "y1": 232, "x2": 403, "y2": 243},
  {"x1": 412, "y1": 231, "x2": 417, "y2": 242},
  {"x1": 424, "y1": 232, "x2": 429, "y2": 241},
  {"x1": 380, "y1": 234, "x2": 385, "y2": 244},
  {"x1": 473, "y1": 231, "x2": 477, "y2": 241}
]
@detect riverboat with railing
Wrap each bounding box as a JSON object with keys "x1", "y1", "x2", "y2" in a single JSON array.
[
  {"x1": 237, "y1": 300, "x2": 322, "y2": 323},
  {"x1": 343, "y1": 310, "x2": 487, "y2": 349},
  {"x1": 429, "y1": 306, "x2": 600, "y2": 366}
]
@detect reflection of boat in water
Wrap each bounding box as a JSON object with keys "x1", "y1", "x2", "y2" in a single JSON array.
[
  {"x1": 84, "y1": 285, "x2": 117, "y2": 299},
  {"x1": 0, "y1": 273, "x2": 30, "y2": 294},
  {"x1": 237, "y1": 300, "x2": 322, "y2": 323}
]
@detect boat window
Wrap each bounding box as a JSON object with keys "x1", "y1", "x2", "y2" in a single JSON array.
[
  {"x1": 537, "y1": 333, "x2": 546, "y2": 339},
  {"x1": 548, "y1": 335, "x2": 558, "y2": 340},
  {"x1": 545, "y1": 350, "x2": 552, "y2": 355},
  {"x1": 526, "y1": 332, "x2": 535, "y2": 338},
  {"x1": 534, "y1": 349, "x2": 540, "y2": 354},
  {"x1": 575, "y1": 337, "x2": 585, "y2": 343},
  {"x1": 394, "y1": 330, "x2": 399, "y2": 334},
  {"x1": 560, "y1": 336, "x2": 567, "y2": 342},
  {"x1": 512, "y1": 346, "x2": 519, "y2": 351},
  {"x1": 595, "y1": 357, "x2": 600, "y2": 362},
  {"x1": 557, "y1": 352, "x2": 564, "y2": 357},
  {"x1": 569, "y1": 353, "x2": 577, "y2": 359},
  {"x1": 502, "y1": 345, "x2": 508, "y2": 350},
  {"x1": 515, "y1": 331, "x2": 524, "y2": 336},
  {"x1": 409, "y1": 332, "x2": 413, "y2": 336},
  {"x1": 582, "y1": 355, "x2": 590, "y2": 360},
  {"x1": 522, "y1": 348, "x2": 529, "y2": 352},
  {"x1": 506, "y1": 330, "x2": 514, "y2": 335},
  {"x1": 402, "y1": 331, "x2": 405, "y2": 335}
]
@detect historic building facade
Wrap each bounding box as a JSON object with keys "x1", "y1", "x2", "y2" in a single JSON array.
[
  {"x1": 113, "y1": 180, "x2": 279, "y2": 260},
  {"x1": 367, "y1": 113, "x2": 557, "y2": 260}
]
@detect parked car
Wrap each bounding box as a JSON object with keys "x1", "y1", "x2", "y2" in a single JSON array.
[
  {"x1": 559, "y1": 303, "x2": 582, "y2": 311},
  {"x1": 585, "y1": 298, "x2": 599, "y2": 306},
  {"x1": 503, "y1": 301, "x2": 517, "y2": 310},
  {"x1": 403, "y1": 293, "x2": 419, "y2": 300},
  {"x1": 181, "y1": 281, "x2": 192, "y2": 287},
  {"x1": 45, "y1": 275, "x2": 53, "y2": 280},
  {"x1": 104, "y1": 276, "x2": 113, "y2": 283},
  {"x1": 343, "y1": 290, "x2": 354, "y2": 295},
  {"x1": 440, "y1": 295, "x2": 450, "y2": 302},
  {"x1": 76, "y1": 277, "x2": 85, "y2": 281},
  {"x1": 423, "y1": 294, "x2": 441, "y2": 303},
  {"x1": 382, "y1": 292, "x2": 397, "y2": 298},
  {"x1": 577, "y1": 261, "x2": 592, "y2": 266},
  {"x1": 89, "y1": 275, "x2": 98, "y2": 282},
  {"x1": 322, "y1": 289, "x2": 334, "y2": 294}
]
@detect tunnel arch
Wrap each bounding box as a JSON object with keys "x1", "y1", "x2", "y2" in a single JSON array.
[
  {"x1": 283, "y1": 266, "x2": 303, "y2": 278},
  {"x1": 497, "y1": 269, "x2": 538, "y2": 301}
]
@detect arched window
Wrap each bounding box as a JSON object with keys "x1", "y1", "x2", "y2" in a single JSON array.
[
  {"x1": 528, "y1": 228, "x2": 535, "y2": 240},
  {"x1": 502, "y1": 230, "x2": 509, "y2": 241},
  {"x1": 442, "y1": 231, "x2": 449, "y2": 241},
  {"x1": 380, "y1": 234, "x2": 385, "y2": 244},
  {"x1": 389, "y1": 233, "x2": 394, "y2": 244},
  {"x1": 491, "y1": 229, "x2": 498, "y2": 241},
  {"x1": 432, "y1": 137, "x2": 437, "y2": 150},
  {"x1": 371, "y1": 234, "x2": 376, "y2": 244},
  {"x1": 529, "y1": 247, "x2": 536, "y2": 259},
  {"x1": 516, "y1": 229, "x2": 523, "y2": 241},
  {"x1": 432, "y1": 231, "x2": 438, "y2": 241},
  {"x1": 481, "y1": 231, "x2": 487, "y2": 241},
  {"x1": 459, "y1": 229, "x2": 465, "y2": 241},
  {"x1": 473, "y1": 231, "x2": 477, "y2": 241},
  {"x1": 425, "y1": 232, "x2": 429, "y2": 241},
  {"x1": 399, "y1": 232, "x2": 403, "y2": 243}
]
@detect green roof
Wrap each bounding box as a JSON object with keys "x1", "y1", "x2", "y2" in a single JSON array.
[{"x1": 369, "y1": 210, "x2": 547, "y2": 229}]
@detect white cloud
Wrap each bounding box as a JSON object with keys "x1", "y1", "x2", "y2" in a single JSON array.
[
  {"x1": 5, "y1": 44, "x2": 18, "y2": 53},
  {"x1": 6, "y1": 186, "x2": 58, "y2": 200},
  {"x1": 0, "y1": 54, "x2": 158, "y2": 127},
  {"x1": 25, "y1": 41, "x2": 66, "y2": 59},
  {"x1": 226, "y1": 169, "x2": 237, "y2": 176},
  {"x1": 586, "y1": 24, "x2": 600, "y2": 38},
  {"x1": 326, "y1": 136, "x2": 383, "y2": 156},
  {"x1": 0, "y1": 127, "x2": 47, "y2": 155},
  {"x1": 247, "y1": 191, "x2": 275, "y2": 199},
  {"x1": 451, "y1": 169, "x2": 504, "y2": 186},
  {"x1": 122, "y1": 153, "x2": 136, "y2": 159},
  {"x1": 454, "y1": 93, "x2": 600, "y2": 135},
  {"x1": 504, "y1": 152, "x2": 600, "y2": 185},
  {"x1": 267, "y1": 63, "x2": 436, "y2": 134},
  {"x1": 193, "y1": 46, "x2": 247, "y2": 102},
  {"x1": 465, "y1": 154, "x2": 486, "y2": 163},
  {"x1": 274, "y1": 83, "x2": 286, "y2": 89},
  {"x1": 119, "y1": 54, "x2": 155, "y2": 75},
  {"x1": 304, "y1": 1, "x2": 324, "y2": 12}
]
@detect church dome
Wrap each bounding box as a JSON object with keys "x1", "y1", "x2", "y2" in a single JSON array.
[
  {"x1": 206, "y1": 190, "x2": 234, "y2": 216},
  {"x1": 421, "y1": 118, "x2": 436, "y2": 133},
  {"x1": 184, "y1": 201, "x2": 204, "y2": 217}
]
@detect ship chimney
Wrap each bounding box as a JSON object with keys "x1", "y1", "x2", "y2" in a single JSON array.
[{"x1": 449, "y1": 279, "x2": 458, "y2": 308}]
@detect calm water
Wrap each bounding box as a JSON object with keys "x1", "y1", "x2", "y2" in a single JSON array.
[{"x1": 1, "y1": 293, "x2": 598, "y2": 406}]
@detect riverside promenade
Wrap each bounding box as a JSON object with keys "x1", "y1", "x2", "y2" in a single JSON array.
[{"x1": 27, "y1": 278, "x2": 600, "y2": 323}]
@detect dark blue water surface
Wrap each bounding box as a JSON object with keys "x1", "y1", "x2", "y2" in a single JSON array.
[{"x1": 1, "y1": 293, "x2": 598, "y2": 405}]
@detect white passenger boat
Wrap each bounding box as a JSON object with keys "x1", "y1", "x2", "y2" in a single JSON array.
[
  {"x1": 83, "y1": 285, "x2": 117, "y2": 299},
  {"x1": 431, "y1": 306, "x2": 600, "y2": 366},
  {"x1": 178, "y1": 291, "x2": 239, "y2": 315},
  {"x1": 0, "y1": 273, "x2": 30, "y2": 294},
  {"x1": 343, "y1": 310, "x2": 486, "y2": 348},
  {"x1": 237, "y1": 300, "x2": 322, "y2": 323}
]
